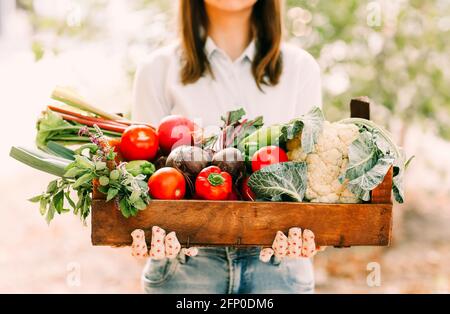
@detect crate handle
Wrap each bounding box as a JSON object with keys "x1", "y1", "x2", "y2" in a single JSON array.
[{"x1": 350, "y1": 97, "x2": 370, "y2": 119}]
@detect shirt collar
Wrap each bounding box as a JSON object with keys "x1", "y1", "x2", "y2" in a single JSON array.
[
  {"x1": 205, "y1": 37, "x2": 255, "y2": 62},
  {"x1": 241, "y1": 40, "x2": 256, "y2": 62},
  {"x1": 204, "y1": 37, "x2": 218, "y2": 58}
]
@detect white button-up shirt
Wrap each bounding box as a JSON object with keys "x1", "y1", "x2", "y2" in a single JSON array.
[{"x1": 132, "y1": 38, "x2": 322, "y2": 128}]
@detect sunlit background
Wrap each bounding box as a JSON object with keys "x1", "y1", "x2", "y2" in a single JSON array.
[{"x1": 1, "y1": 0, "x2": 449, "y2": 293}]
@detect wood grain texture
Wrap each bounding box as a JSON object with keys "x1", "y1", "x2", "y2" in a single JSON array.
[
  {"x1": 91, "y1": 200, "x2": 392, "y2": 247},
  {"x1": 371, "y1": 167, "x2": 394, "y2": 204}
]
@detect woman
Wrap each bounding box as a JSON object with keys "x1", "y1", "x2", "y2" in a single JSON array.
[{"x1": 132, "y1": 0, "x2": 322, "y2": 294}]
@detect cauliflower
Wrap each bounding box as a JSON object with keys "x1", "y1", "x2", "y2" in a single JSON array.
[{"x1": 287, "y1": 121, "x2": 361, "y2": 203}]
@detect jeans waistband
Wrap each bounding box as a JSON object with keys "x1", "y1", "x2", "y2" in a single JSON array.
[{"x1": 195, "y1": 246, "x2": 262, "y2": 258}]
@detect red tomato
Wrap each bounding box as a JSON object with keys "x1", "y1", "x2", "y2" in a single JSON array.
[
  {"x1": 241, "y1": 177, "x2": 256, "y2": 201},
  {"x1": 120, "y1": 125, "x2": 158, "y2": 161},
  {"x1": 251, "y1": 146, "x2": 288, "y2": 172},
  {"x1": 157, "y1": 115, "x2": 195, "y2": 154},
  {"x1": 148, "y1": 167, "x2": 186, "y2": 200}
]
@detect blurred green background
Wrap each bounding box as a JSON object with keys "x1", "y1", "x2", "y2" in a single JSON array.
[{"x1": 0, "y1": 0, "x2": 449, "y2": 293}]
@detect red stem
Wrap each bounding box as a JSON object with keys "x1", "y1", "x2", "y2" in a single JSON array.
[
  {"x1": 49, "y1": 105, "x2": 156, "y2": 130},
  {"x1": 56, "y1": 112, "x2": 127, "y2": 133},
  {"x1": 48, "y1": 106, "x2": 128, "y2": 127},
  {"x1": 225, "y1": 119, "x2": 247, "y2": 148}
]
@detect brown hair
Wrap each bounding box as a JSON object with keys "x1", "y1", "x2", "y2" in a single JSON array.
[{"x1": 179, "y1": 0, "x2": 283, "y2": 89}]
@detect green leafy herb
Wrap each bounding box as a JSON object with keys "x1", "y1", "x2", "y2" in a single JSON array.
[
  {"x1": 28, "y1": 126, "x2": 151, "y2": 224},
  {"x1": 125, "y1": 160, "x2": 156, "y2": 178},
  {"x1": 106, "y1": 188, "x2": 119, "y2": 202}
]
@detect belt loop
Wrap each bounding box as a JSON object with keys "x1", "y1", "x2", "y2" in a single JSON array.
[
  {"x1": 272, "y1": 256, "x2": 282, "y2": 266},
  {"x1": 177, "y1": 252, "x2": 187, "y2": 264}
]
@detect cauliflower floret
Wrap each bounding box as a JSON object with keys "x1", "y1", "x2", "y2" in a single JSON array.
[
  {"x1": 315, "y1": 122, "x2": 342, "y2": 153},
  {"x1": 287, "y1": 122, "x2": 360, "y2": 203},
  {"x1": 336, "y1": 123, "x2": 361, "y2": 147}
]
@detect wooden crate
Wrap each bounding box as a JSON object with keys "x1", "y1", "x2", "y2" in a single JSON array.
[{"x1": 91, "y1": 99, "x2": 393, "y2": 248}]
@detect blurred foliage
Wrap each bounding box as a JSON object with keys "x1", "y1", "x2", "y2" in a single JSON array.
[
  {"x1": 17, "y1": 0, "x2": 107, "y2": 39},
  {"x1": 15, "y1": 0, "x2": 450, "y2": 140},
  {"x1": 285, "y1": 0, "x2": 450, "y2": 140}
]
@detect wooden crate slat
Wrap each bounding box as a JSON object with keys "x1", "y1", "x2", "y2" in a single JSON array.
[
  {"x1": 371, "y1": 167, "x2": 394, "y2": 204},
  {"x1": 91, "y1": 200, "x2": 392, "y2": 247}
]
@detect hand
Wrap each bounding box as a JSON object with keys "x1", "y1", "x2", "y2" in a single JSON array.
[
  {"x1": 259, "y1": 228, "x2": 326, "y2": 263},
  {"x1": 131, "y1": 226, "x2": 198, "y2": 259}
]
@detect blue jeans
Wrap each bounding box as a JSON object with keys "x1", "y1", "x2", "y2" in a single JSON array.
[{"x1": 142, "y1": 247, "x2": 314, "y2": 294}]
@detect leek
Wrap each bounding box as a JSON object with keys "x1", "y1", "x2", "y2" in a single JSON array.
[
  {"x1": 10, "y1": 146, "x2": 70, "y2": 177},
  {"x1": 46, "y1": 141, "x2": 76, "y2": 161}
]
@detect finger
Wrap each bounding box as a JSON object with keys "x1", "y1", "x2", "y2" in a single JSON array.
[
  {"x1": 259, "y1": 248, "x2": 274, "y2": 263},
  {"x1": 181, "y1": 247, "x2": 198, "y2": 257},
  {"x1": 186, "y1": 247, "x2": 198, "y2": 257},
  {"x1": 150, "y1": 226, "x2": 166, "y2": 260},
  {"x1": 130, "y1": 229, "x2": 148, "y2": 258},
  {"x1": 301, "y1": 229, "x2": 316, "y2": 258},
  {"x1": 165, "y1": 231, "x2": 181, "y2": 259},
  {"x1": 316, "y1": 246, "x2": 327, "y2": 252},
  {"x1": 272, "y1": 231, "x2": 288, "y2": 258},
  {"x1": 287, "y1": 227, "x2": 303, "y2": 258}
]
